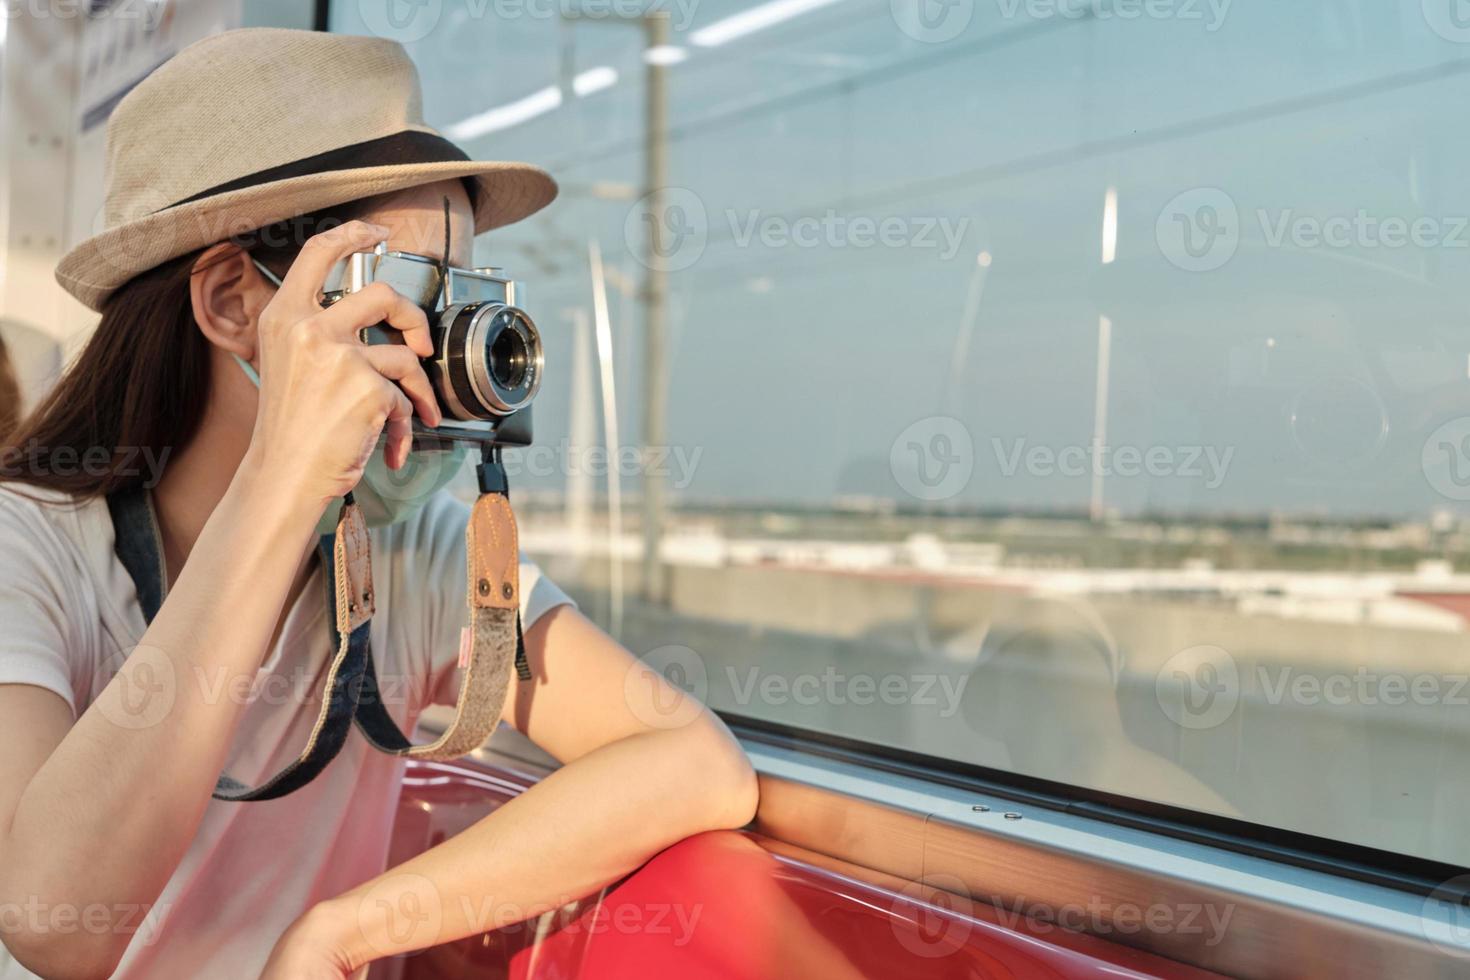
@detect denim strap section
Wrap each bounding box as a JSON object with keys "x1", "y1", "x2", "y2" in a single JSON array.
[{"x1": 107, "y1": 486, "x2": 372, "y2": 802}]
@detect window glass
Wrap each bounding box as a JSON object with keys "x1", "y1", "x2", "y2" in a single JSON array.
[{"x1": 331, "y1": 0, "x2": 1470, "y2": 866}]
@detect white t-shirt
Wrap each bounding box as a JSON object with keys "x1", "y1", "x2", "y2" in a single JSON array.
[{"x1": 0, "y1": 486, "x2": 571, "y2": 980}]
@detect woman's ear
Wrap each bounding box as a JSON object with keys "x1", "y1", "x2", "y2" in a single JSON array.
[{"x1": 190, "y1": 244, "x2": 275, "y2": 360}]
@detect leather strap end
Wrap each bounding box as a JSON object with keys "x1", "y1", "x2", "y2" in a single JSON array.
[
  {"x1": 334, "y1": 502, "x2": 375, "y2": 634},
  {"x1": 469, "y1": 494, "x2": 519, "y2": 612}
]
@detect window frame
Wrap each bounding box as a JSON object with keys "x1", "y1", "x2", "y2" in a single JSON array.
[{"x1": 726, "y1": 712, "x2": 1470, "y2": 900}]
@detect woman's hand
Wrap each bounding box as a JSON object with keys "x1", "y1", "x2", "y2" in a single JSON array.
[
  {"x1": 247, "y1": 219, "x2": 444, "y2": 509},
  {"x1": 260, "y1": 906, "x2": 362, "y2": 980}
]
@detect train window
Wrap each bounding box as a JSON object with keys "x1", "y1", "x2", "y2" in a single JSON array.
[{"x1": 330, "y1": 2, "x2": 1470, "y2": 868}]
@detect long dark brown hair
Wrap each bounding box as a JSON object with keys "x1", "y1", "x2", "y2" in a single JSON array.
[
  {"x1": 1, "y1": 192, "x2": 428, "y2": 499},
  {"x1": 0, "y1": 334, "x2": 20, "y2": 440}
]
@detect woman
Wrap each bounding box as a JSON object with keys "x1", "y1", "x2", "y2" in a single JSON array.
[{"x1": 0, "y1": 28, "x2": 756, "y2": 980}]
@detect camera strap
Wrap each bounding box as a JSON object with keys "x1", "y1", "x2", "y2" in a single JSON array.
[
  {"x1": 349, "y1": 450, "x2": 532, "y2": 760},
  {"x1": 105, "y1": 451, "x2": 528, "y2": 801}
]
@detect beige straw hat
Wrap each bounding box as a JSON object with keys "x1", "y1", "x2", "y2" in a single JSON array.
[{"x1": 56, "y1": 28, "x2": 558, "y2": 312}]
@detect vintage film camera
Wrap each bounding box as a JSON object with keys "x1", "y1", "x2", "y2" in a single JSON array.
[{"x1": 321, "y1": 243, "x2": 542, "y2": 450}]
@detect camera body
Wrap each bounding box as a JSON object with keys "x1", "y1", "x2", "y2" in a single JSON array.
[{"x1": 322, "y1": 244, "x2": 541, "y2": 449}]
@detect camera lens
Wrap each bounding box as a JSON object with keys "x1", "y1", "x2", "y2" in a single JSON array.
[
  {"x1": 439, "y1": 302, "x2": 543, "y2": 420},
  {"x1": 488, "y1": 311, "x2": 529, "y2": 390}
]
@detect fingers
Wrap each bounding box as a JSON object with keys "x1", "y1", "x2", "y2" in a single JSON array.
[
  {"x1": 277, "y1": 220, "x2": 389, "y2": 310},
  {"x1": 377, "y1": 379, "x2": 416, "y2": 471},
  {"x1": 318, "y1": 281, "x2": 434, "y2": 359},
  {"x1": 361, "y1": 344, "x2": 443, "y2": 429}
]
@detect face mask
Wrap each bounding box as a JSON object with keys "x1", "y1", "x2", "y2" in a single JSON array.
[{"x1": 233, "y1": 265, "x2": 467, "y2": 535}]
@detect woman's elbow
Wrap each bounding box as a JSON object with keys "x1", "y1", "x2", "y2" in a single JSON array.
[
  {"x1": 689, "y1": 717, "x2": 760, "y2": 831},
  {"x1": 0, "y1": 871, "x2": 130, "y2": 980},
  {"x1": 3, "y1": 926, "x2": 128, "y2": 980}
]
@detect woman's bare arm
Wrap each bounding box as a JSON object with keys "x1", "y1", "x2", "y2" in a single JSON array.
[
  {"x1": 0, "y1": 466, "x2": 324, "y2": 979},
  {"x1": 0, "y1": 220, "x2": 444, "y2": 980},
  {"x1": 265, "y1": 605, "x2": 758, "y2": 974}
]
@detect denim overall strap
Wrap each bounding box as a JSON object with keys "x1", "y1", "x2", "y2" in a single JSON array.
[
  {"x1": 351, "y1": 456, "x2": 527, "y2": 759},
  {"x1": 106, "y1": 489, "x2": 167, "y2": 623},
  {"x1": 107, "y1": 486, "x2": 374, "y2": 801}
]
